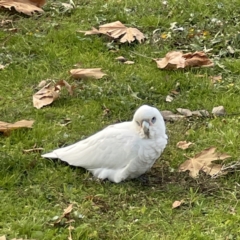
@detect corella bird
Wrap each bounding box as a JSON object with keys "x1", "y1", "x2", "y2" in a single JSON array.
[{"x1": 42, "y1": 105, "x2": 167, "y2": 183}]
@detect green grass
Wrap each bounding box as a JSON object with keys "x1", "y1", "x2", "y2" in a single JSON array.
[{"x1": 1, "y1": 0, "x2": 240, "y2": 239}]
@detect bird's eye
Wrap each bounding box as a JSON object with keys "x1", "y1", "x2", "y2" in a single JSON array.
[{"x1": 151, "y1": 117, "x2": 156, "y2": 124}]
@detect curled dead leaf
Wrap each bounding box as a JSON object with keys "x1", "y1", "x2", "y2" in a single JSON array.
[
  {"x1": 179, "y1": 147, "x2": 231, "y2": 178},
  {"x1": 79, "y1": 21, "x2": 145, "y2": 44},
  {"x1": 33, "y1": 80, "x2": 73, "y2": 109},
  {"x1": 0, "y1": 0, "x2": 45, "y2": 16},
  {"x1": 115, "y1": 56, "x2": 127, "y2": 62},
  {"x1": 0, "y1": 120, "x2": 34, "y2": 134},
  {"x1": 70, "y1": 68, "x2": 106, "y2": 79},
  {"x1": 183, "y1": 51, "x2": 214, "y2": 68},
  {"x1": 124, "y1": 61, "x2": 134, "y2": 65},
  {"x1": 176, "y1": 108, "x2": 192, "y2": 117},
  {"x1": 33, "y1": 83, "x2": 60, "y2": 109},
  {"x1": 176, "y1": 141, "x2": 193, "y2": 150},
  {"x1": 160, "y1": 110, "x2": 184, "y2": 121},
  {"x1": 212, "y1": 106, "x2": 226, "y2": 116},
  {"x1": 155, "y1": 51, "x2": 214, "y2": 70},
  {"x1": 165, "y1": 95, "x2": 174, "y2": 102},
  {"x1": 172, "y1": 200, "x2": 183, "y2": 209}
]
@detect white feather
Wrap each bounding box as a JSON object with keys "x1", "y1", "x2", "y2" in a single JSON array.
[{"x1": 42, "y1": 105, "x2": 168, "y2": 183}]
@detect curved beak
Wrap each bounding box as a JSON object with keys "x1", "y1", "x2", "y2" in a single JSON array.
[{"x1": 141, "y1": 120, "x2": 150, "y2": 138}]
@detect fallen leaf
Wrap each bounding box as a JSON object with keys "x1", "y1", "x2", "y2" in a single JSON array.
[
  {"x1": 176, "y1": 108, "x2": 192, "y2": 117},
  {"x1": 155, "y1": 51, "x2": 185, "y2": 69},
  {"x1": 212, "y1": 106, "x2": 225, "y2": 116},
  {"x1": 0, "y1": 0, "x2": 45, "y2": 16},
  {"x1": 177, "y1": 141, "x2": 193, "y2": 150},
  {"x1": 124, "y1": 60, "x2": 134, "y2": 65},
  {"x1": 165, "y1": 95, "x2": 174, "y2": 102},
  {"x1": 191, "y1": 110, "x2": 209, "y2": 117},
  {"x1": 33, "y1": 80, "x2": 73, "y2": 109},
  {"x1": 155, "y1": 51, "x2": 214, "y2": 70},
  {"x1": 33, "y1": 83, "x2": 60, "y2": 109},
  {"x1": 160, "y1": 110, "x2": 184, "y2": 121},
  {"x1": 70, "y1": 68, "x2": 106, "y2": 79},
  {"x1": 0, "y1": 120, "x2": 34, "y2": 133},
  {"x1": 79, "y1": 21, "x2": 145, "y2": 44},
  {"x1": 55, "y1": 80, "x2": 74, "y2": 96},
  {"x1": 172, "y1": 200, "x2": 183, "y2": 209},
  {"x1": 179, "y1": 147, "x2": 231, "y2": 178},
  {"x1": 183, "y1": 51, "x2": 214, "y2": 68},
  {"x1": 115, "y1": 56, "x2": 127, "y2": 62}
]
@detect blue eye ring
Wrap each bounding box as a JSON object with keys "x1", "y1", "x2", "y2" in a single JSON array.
[{"x1": 152, "y1": 117, "x2": 156, "y2": 124}]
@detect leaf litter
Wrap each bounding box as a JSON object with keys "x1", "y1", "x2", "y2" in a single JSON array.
[
  {"x1": 179, "y1": 147, "x2": 231, "y2": 178},
  {"x1": 172, "y1": 200, "x2": 184, "y2": 209},
  {"x1": 155, "y1": 51, "x2": 214, "y2": 70},
  {"x1": 79, "y1": 21, "x2": 145, "y2": 44},
  {"x1": 0, "y1": 120, "x2": 34, "y2": 134},
  {"x1": 33, "y1": 80, "x2": 74, "y2": 109},
  {"x1": 0, "y1": 0, "x2": 45, "y2": 16},
  {"x1": 176, "y1": 141, "x2": 193, "y2": 150},
  {"x1": 70, "y1": 68, "x2": 106, "y2": 79}
]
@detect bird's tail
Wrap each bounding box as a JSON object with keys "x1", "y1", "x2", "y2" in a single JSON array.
[{"x1": 42, "y1": 152, "x2": 58, "y2": 159}]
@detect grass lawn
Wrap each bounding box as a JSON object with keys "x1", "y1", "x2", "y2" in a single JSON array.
[{"x1": 1, "y1": 0, "x2": 240, "y2": 239}]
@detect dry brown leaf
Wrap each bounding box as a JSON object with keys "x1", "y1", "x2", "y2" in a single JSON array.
[
  {"x1": 120, "y1": 27, "x2": 145, "y2": 43},
  {"x1": 172, "y1": 200, "x2": 183, "y2": 209},
  {"x1": 177, "y1": 141, "x2": 193, "y2": 150},
  {"x1": 55, "y1": 80, "x2": 74, "y2": 96},
  {"x1": 33, "y1": 80, "x2": 73, "y2": 109},
  {"x1": 0, "y1": 0, "x2": 45, "y2": 16},
  {"x1": 124, "y1": 60, "x2": 134, "y2": 65},
  {"x1": 183, "y1": 51, "x2": 214, "y2": 68},
  {"x1": 176, "y1": 108, "x2": 192, "y2": 117},
  {"x1": 179, "y1": 147, "x2": 231, "y2": 178},
  {"x1": 115, "y1": 56, "x2": 127, "y2": 62},
  {"x1": 33, "y1": 82, "x2": 60, "y2": 109},
  {"x1": 155, "y1": 51, "x2": 214, "y2": 70},
  {"x1": 54, "y1": 204, "x2": 74, "y2": 225},
  {"x1": 165, "y1": 95, "x2": 174, "y2": 102},
  {"x1": 191, "y1": 110, "x2": 209, "y2": 117},
  {"x1": 79, "y1": 21, "x2": 145, "y2": 44},
  {"x1": 160, "y1": 110, "x2": 184, "y2": 121},
  {"x1": 212, "y1": 106, "x2": 225, "y2": 116},
  {"x1": 155, "y1": 51, "x2": 185, "y2": 69},
  {"x1": 70, "y1": 68, "x2": 106, "y2": 79},
  {"x1": 0, "y1": 120, "x2": 34, "y2": 133}
]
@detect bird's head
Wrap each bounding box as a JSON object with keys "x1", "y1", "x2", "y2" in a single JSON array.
[{"x1": 133, "y1": 105, "x2": 166, "y2": 139}]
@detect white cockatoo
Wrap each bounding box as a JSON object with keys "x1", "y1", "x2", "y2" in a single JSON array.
[{"x1": 42, "y1": 105, "x2": 168, "y2": 183}]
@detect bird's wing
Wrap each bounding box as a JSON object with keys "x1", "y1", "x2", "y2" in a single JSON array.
[{"x1": 42, "y1": 122, "x2": 140, "y2": 170}]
